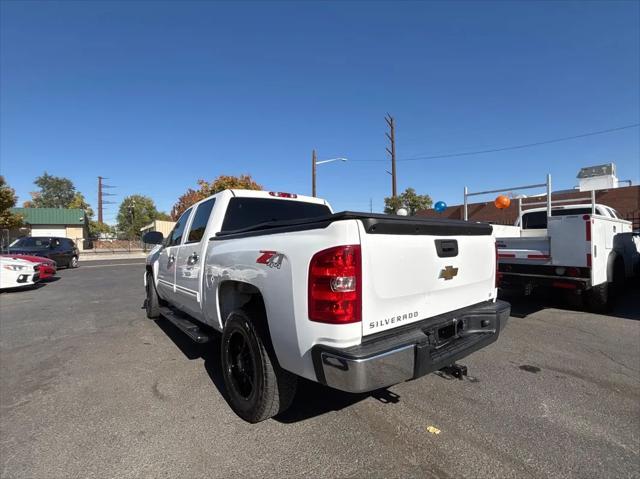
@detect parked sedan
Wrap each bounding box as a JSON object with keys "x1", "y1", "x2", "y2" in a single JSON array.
[
  {"x1": 0, "y1": 257, "x2": 40, "y2": 290},
  {"x1": 8, "y1": 237, "x2": 79, "y2": 268},
  {"x1": 1, "y1": 254, "x2": 57, "y2": 280}
]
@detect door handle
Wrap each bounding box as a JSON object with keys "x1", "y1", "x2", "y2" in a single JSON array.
[
  {"x1": 187, "y1": 252, "x2": 199, "y2": 265},
  {"x1": 168, "y1": 254, "x2": 176, "y2": 265}
]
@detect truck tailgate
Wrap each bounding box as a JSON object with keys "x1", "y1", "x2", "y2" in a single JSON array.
[{"x1": 357, "y1": 217, "x2": 496, "y2": 336}]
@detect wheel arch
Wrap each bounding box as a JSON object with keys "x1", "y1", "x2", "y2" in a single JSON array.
[{"x1": 218, "y1": 280, "x2": 268, "y2": 330}]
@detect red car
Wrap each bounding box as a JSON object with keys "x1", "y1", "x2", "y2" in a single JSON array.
[{"x1": 0, "y1": 254, "x2": 57, "y2": 279}]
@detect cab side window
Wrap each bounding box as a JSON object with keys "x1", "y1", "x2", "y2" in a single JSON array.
[
  {"x1": 168, "y1": 208, "x2": 192, "y2": 246},
  {"x1": 186, "y1": 198, "x2": 216, "y2": 244}
]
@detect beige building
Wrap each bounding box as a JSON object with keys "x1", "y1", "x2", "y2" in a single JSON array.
[{"x1": 140, "y1": 220, "x2": 175, "y2": 239}]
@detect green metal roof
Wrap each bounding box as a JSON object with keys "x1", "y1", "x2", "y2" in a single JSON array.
[{"x1": 10, "y1": 208, "x2": 86, "y2": 225}]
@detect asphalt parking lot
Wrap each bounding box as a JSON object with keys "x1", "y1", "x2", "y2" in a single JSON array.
[{"x1": 1, "y1": 260, "x2": 639, "y2": 479}]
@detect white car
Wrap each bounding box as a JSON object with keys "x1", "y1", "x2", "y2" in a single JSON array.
[
  {"x1": 0, "y1": 256, "x2": 41, "y2": 290},
  {"x1": 143, "y1": 189, "x2": 509, "y2": 422}
]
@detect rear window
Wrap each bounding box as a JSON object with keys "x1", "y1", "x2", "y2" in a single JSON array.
[
  {"x1": 522, "y1": 208, "x2": 592, "y2": 229},
  {"x1": 605, "y1": 207, "x2": 620, "y2": 218},
  {"x1": 186, "y1": 198, "x2": 216, "y2": 243},
  {"x1": 221, "y1": 198, "x2": 331, "y2": 232},
  {"x1": 10, "y1": 237, "x2": 50, "y2": 248}
]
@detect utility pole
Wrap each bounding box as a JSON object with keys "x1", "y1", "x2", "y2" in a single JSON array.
[
  {"x1": 370, "y1": 198, "x2": 373, "y2": 213},
  {"x1": 312, "y1": 149, "x2": 317, "y2": 197},
  {"x1": 385, "y1": 114, "x2": 397, "y2": 198},
  {"x1": 98, "y1": 176, "x2": 103, "y2": 223},
  {"x1": 97, "y1": 176, "x2": 116, "y2": 225}
]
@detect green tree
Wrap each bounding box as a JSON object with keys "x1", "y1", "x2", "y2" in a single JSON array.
[
  {"x1": 68, "y1": 192, "x2": 94, "y2": 218},
  {"x1": 117, "y1": 195, "x2": 162, "y2": 239},
  {"x1": 0, "y1": 176, "x2": 23, "y2": 229},
  {"x1": 384, "y1": 187, "x2": 433, "y2": 215},
  {"x1": 89, "y1": 220, "x2": 114, "y2": 237},
  {"x1": 171, "y1": 174, "x2": 262, "y2": 219},
  {"x1": 31, "y1": 172, "x2": 76, "y2": 208}
]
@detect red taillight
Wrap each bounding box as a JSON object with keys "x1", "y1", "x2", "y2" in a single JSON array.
[
  {"x1": 566, "y1": 267, "x2": 580, "y2": 277},
  {"x1": 552, "y1": 281, "x2": 578, "y2": 290},
  {"x1": 584, "y1": 215, "x2": 591, "y2": 241},
  {"x1": 495, "y1": 241, "x2": 500, "y2": 287},
  {"x1": 308, "y1": 245, "x2": 361, "y2": 324},
  {"x1": 269, "y1": 191, "x2": 298, "y2": 198}
]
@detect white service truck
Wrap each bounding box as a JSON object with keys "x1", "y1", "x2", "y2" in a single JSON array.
[
  {"x1": 143, "y1": 189, "x2": 509, "y2": 422},
  {"x1": 495, "y1": 202, "x2": 638, "y2": 311}
]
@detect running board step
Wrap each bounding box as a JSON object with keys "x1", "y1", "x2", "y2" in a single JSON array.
[{"x1": 159, "y1": 307, "x2": 211, "y2": 343}]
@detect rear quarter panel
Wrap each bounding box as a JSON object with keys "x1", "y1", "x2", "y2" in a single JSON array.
[
  {"x1": 204, "y1": 220, "x2": 362, "y2": 381},
  {"x1": 590, "y1": 216, "x2": 633, "y2": 285}
]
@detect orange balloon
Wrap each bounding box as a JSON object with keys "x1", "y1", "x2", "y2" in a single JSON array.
[{"x1": 494, "y1": 195, "x2": 511, "y2": 209}]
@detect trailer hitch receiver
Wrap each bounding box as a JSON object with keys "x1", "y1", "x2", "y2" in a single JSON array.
[{"x1": 440, "y1": 363, "x2": 468, "y2": 380}]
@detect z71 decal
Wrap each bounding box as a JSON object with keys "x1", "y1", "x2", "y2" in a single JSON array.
[{"x1": 256, "y1": 251, "x2": 284, "y2": 269}]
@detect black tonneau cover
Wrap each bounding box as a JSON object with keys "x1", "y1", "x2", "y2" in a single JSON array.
[{"x1": 212, "y1": 211, "x2": 492, "y2": 241}]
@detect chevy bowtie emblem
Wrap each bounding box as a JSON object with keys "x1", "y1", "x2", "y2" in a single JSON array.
[{"x1": 439, "y1": 265, "x2": 459, "y2": 280}]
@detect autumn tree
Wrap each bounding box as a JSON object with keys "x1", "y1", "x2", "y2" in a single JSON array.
[
  {"x1": 0, "y1": 176, "x2": 23, "y2": 229},
  {"x1": 171, "y1": 188, "x2": 205, "y2": 220},
  {"x1": 117, "y1": 195, "x2": 163, "y2": 239},
  {"x1": 171, "y1": 174, "x2": 262, "y2": 219},
  {"x1": 384, "y1": 187, "x2": 432, "y2": 215},
  {"x1": 198, "y1": 174, "x2": 262, "y2": 197}
]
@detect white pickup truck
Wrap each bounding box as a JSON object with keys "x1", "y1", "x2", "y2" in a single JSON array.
[
  {"x1": 495, "y1": 202, "x2": 639, "y2": 311},
  {"x1": 143, "y1": 189, "x2": 509, "y2": 422}
]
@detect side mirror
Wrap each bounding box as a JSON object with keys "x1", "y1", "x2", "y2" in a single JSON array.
[{"x1": 142, "y1": 231, "x2": 164, "y2": 245}]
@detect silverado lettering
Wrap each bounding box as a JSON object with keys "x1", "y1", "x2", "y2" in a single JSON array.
[{"x1": 369, "y1": 311, "x2": 419, "y2": 330}]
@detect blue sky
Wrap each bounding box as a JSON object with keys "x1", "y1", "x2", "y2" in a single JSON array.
[{"x1": 1, "y1": 1, "x2": 639, "y2": 222}]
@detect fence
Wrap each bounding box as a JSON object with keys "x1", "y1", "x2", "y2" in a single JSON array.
[{"x1": 78, "y1": 238, "x2": 152, "y2": 254}]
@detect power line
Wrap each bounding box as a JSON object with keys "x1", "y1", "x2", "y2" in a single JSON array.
[{"x1": 350, "y1": 123, "x2": 640, "y2": 162}]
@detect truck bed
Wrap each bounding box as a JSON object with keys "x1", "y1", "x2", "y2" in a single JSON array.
[
  {"x1": 497, "y1": 236, "x2": 551, "y2": 263},
  {"x1": 213, "y1": 211, "x2": 492, "y2": 240}
]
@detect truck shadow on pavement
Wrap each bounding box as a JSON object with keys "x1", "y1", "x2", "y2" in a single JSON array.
[
  {"x1": 502, "y1": 285, "x2": 639, "y2": 321},
  {"x1": 153, "y1": 316, "x2": 400, "y2": 422}
]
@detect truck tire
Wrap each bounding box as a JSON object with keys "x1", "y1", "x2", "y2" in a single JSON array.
[
  {"x1": 145, "y1": 272, "x2": 161, "y2": 319},
  {"x1": 221, "y1": 310, "x2": 297, "y2": 423},
  {"x1": 584, "y1": 282, "x2": 609, "y2": 313},
  {"x1": 612, "y1": 258, "x2": 626, "y2": 295}
]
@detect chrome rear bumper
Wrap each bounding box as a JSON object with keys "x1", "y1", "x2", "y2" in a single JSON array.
[{"x1": 312, "y1": 300, "x2": 510, "y2": 393}]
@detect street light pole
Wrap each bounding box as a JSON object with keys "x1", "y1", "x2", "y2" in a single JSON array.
[
  {"x1": 312, "y1": 149, "x2": 317, "y2": 197},
  {"x1": 311, "y1": 152, "x2": 348, "y2": 197}
]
